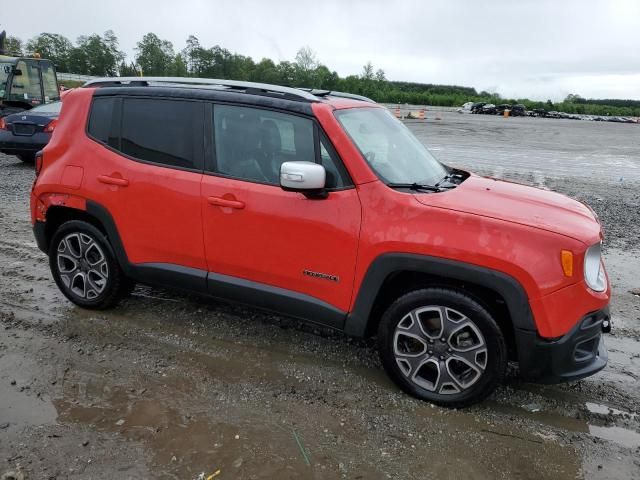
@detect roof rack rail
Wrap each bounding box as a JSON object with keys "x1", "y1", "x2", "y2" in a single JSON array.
[
  {"x1": 299, "y1": 88, "x2": 376, "y2": 103},
  {"x1": 83, "y1": 77, "x2": 320, "y2": 102}
]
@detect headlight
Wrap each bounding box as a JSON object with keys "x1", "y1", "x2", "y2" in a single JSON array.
[{"x1": 584, "y1": 243, "x2": 606, "y2": 292}]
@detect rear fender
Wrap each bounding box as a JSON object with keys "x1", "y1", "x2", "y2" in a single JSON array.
[{"x1": 34, "y1": 192, "x2": 87, "y2": 222}]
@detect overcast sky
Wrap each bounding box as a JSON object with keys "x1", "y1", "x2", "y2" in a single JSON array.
[{"x1": 5, "y1": 0, "x2": 640, "y2": 101}]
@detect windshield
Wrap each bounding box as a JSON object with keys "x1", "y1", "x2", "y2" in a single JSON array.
[
  {"x1": 335, "y1": 107, "x2": 447, "y2": 185},
  {"x1": 9, "y1": 59, "x2": 43, "y2": 105},
  {"x1": 30, "y1": 101, "x2": 62, "y2": 114}
]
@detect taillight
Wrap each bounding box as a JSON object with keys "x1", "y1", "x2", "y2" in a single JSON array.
[
  {"x1": 44, "y1": 119, "x2": 58, "y2": 133},
  {"x1": 35, "y1": 151, "x2": 43, "y2": 176},
  {"x1": 0, "y1": 117, "x2": 6, "y2": 130}
]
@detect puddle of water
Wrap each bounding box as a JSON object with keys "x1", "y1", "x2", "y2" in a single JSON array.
[
  {"x1": 0, "y1": 385, "x2": 57, "y2": 433},
  {"x1": 586, "y1": 402, "x2": 637, "y2": 418},
  {"x1": 483, "y1": 400, "x2": 588, "y2": 433},
  {"x1": 0, "y1": 350, "x2": 57, "y2": 433},
  {"x1": 588, "y1": 425, "x2": 640, "y2": 449}
]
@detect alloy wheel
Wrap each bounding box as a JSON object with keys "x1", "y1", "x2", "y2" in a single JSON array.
[
  {"x1": 392, "y1": 306, "x2": 488, "y2": 395},
  {"x1": 56, "y1": 232, "x2": 109, "y2": 300}
]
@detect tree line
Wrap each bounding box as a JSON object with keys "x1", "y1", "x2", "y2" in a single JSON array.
[{"x1": 5, "y1": 31, "x2": 640, "y2": 116}]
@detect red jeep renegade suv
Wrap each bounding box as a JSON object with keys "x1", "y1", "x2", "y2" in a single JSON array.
[{"x1": 30, "y1": 78, "x2": 611, "y2": 407}]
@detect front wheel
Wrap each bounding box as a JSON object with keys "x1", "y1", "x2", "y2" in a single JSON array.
[
  {"x1": 378, "y1": 288, "x2": 506, "y2": 408},
  {"x1": 49, "y1": 220, "x2": 129, "y2": 309}
]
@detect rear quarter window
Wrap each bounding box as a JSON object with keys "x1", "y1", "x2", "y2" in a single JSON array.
[{"x1": 88, "y1": 97, "x2": 119, "y2": 149}]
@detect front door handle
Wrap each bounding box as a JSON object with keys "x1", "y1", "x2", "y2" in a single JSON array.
[
  {"x1": 98, "y1": 175, "x2": 129, "y2": 187},
  {"x1": 207, "y1": 196, "x2": 245, "y2": 209}
]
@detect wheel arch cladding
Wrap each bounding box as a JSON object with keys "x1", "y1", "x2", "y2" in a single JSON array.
[
  {"x1": 40, "y1": 201, "x2": 130, "y2": 272},
  {"x1": 43, "y1": 205, "x2": 106, "y2": 251},
  {"x1": 84, "y1": 200, "x2": 131, "y2": 273},
  {"x1": 345, "y1": 253, "x2": 535, "y2": 339}
]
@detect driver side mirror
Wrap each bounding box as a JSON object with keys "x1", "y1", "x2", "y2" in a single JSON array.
[
  {"x1": 280, "y1": 161, "x2": 327, "y2": 198},
  {"x1": 11, "y1": 67, "x2": 22, "y2": 76}
]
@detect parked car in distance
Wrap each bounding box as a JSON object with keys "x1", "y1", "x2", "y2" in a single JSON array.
[
  {"x1": 470, "y1": 102, "x2": 486, "y2": 113},
  {"x1": 495, "y1": 104, "x2": 511, "y2": 115},
  {"x1": 0, "y1": 101, "x2": 61, "y2": 162},
  {"x1": 529, "y1": 108, "x2": 547, "y2": 117},
  {"x1": 481, "y1": 103, "x2": 497, "y2": 114},
  {"x1": 30, "y1": 78, "x2": 611, "y2": 408},
  {"x1": 457, "y1": 101, "x2": 474, "y2": 113},
  {"x1": 510, "y1": 104, "x2": 526, "y2": 116}
]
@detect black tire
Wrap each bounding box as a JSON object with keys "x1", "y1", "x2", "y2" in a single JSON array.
[
  {"x1": 49, "y1": 220, "x2": 128, "y2": 309},
  {"x1": 18, "y1": 153, "x2": 35, "y2": 163},
  {"x1": 378, "y1": 288, "x2": 506, "y2": 408}
]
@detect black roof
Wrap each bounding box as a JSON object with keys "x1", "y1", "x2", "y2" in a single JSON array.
[
  {"x1": 93, "y1": 85, "x2": 315, "y2": 115},
  {"x1": 85, "y1": 77, "x2": 374, "y2": 115}
]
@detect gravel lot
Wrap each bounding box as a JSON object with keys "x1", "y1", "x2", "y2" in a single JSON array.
[{"x1": 1, "y1": 112, "x2": 639, "y2": 479}]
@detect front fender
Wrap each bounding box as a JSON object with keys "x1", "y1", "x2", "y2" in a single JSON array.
[{"x1": 344, "y1": 253, "x2": 535, "y2": 337}]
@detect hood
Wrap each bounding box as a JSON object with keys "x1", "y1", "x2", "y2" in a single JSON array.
[{"x1": 415, "y1": 174, "x2": 602, "y2": 244}]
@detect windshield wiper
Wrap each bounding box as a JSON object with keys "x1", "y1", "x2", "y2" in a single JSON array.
[{"x1": 387, "y1": 182, "x2": 443, "y2": 192}]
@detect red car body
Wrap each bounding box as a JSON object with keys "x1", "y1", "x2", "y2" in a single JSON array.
[{"x1": 31, "y1": 81, "x2": 610, "y2": 393}]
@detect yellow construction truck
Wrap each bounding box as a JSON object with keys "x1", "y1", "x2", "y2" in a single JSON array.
[{"x1": 0, "y1": 30, "x2": 60, "y2": 118}]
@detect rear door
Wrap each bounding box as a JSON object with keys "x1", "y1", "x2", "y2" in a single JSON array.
[
  {"x1": 85, "y1": 95, "x2": 207, "y2": 277},
  {"x1": 200, "y1": 104, "x2": 361, "y2": 324}
]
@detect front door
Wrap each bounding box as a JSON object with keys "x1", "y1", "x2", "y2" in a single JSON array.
[{"x1": 201, "y1": 104, "x2": 361, "y2": 325}]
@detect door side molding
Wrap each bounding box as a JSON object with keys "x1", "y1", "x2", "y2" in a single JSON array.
[{"x1": 207, "y1": 271, "x2": 346, "y2": 329}]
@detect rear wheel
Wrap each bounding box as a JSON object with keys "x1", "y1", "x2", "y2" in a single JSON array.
[
  {"x1": 378, "y1": 288, "x2": 506, "y2": 408},
  {"x1": 49, "y1": 220, "x2": 128, "y2": 309}
]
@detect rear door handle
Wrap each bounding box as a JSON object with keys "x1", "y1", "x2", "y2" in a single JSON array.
[
  {"x1": 98, "y1": 175, "x2": 129, "y2": 187},
  {"x1": 207, "y1": 196, "x2": 245, "y2": 209}
]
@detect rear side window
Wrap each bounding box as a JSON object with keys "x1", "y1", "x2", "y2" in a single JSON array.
[
  {"x1": 120, "y1": 98, "x2": 203, "y2": 170},
  {"x1": 88, "y1": 97, "x2": 119, "y2": 148}
]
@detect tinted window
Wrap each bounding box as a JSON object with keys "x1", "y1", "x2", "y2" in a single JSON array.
[
  {"x1": 88, "y1": 97, "x2": 119, "y2": 148},
  {"x1": 213, "y1": 105, "x2": 315, "y2": 185},
  {"x1": 121, "y1": 98, "x2": 203, "y2": 170}
]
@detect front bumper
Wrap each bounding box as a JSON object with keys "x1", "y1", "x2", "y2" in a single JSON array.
[{"x1": 515, "y1": 306, "x2": 609, "y2": 383}]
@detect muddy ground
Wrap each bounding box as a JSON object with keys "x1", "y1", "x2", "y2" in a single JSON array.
[{"x1": 0, "y1": 112, "x2": 639, "y2": 479}]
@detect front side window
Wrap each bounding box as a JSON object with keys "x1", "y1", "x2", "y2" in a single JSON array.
[
  {"x1": 213, "y1": 104, "x2": 315, "y2": 185},
  {"x1": 213, "y1": 104, "x2": 351, "y2": 189},
  {"x1": 120, "y1": 98, "x2": 203, "y2": 170},
  {"x1": 335, "y1": 107, "x2": 447, "y2": 185}
]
